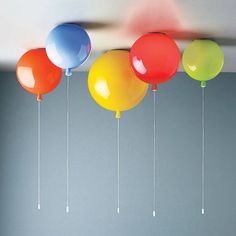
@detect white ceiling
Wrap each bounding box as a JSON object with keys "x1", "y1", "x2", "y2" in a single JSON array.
[{"x1": 1, "y1": 0, "x2": 236, "y2": 72}]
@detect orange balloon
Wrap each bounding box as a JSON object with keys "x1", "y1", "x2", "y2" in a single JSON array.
[{"x1": 16, "y1": 48, "x2": 62, "y2": 101}]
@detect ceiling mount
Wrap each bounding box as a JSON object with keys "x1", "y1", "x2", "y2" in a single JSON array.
[{"x1": 62, "y1": 21, "x2": 115, "y2": 30}]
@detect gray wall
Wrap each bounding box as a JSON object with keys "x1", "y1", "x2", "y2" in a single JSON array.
[{"x1": 0, "y1": 71, "x2": 236, "y2": 236}]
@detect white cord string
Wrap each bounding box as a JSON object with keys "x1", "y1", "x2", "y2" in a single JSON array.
[
  {"x1": 153, "y1": 91, "x2": 156, "y2": 217},
  {"x1": 201, "y1": 87, "x2": 205, "y2": 215},
  {"x1": 37, "y1": 101, "x2": 41, "y2": 210},
  {"x1": 117, "y1": 118, "x2": 120, "y2": 214},
  {"x1": 66, "y1": 76, "x2": 70, "y2": 213}
]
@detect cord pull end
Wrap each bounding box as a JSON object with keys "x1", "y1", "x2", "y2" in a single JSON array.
[{"x1": 117, "y1": 207, "x2": 120, "y2": 214}]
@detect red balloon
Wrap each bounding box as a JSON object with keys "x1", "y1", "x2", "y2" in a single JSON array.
[
  {"x1": 130, "y1": 33, "x2": 180, "y2": 91},
  {"x1": 16, "y1": 48, "x2": 62, "y2": 101}
]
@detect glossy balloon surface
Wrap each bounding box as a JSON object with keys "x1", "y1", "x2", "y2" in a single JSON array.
[
  {"x1": 46, "y1": 23, "x2": 91, "y2": 75},
  {"x1": 88, "y1": 50, "x2": 148, "y2": 118},
  {"x1": 130, "y1": 33, "x2": 180, "y2": 90},
  {"x1": 182, "y1": 40, "x2": 224, "y2": 85},
  {"x1": 16, "y1": 48, "x2": 62, "y2": 100}
]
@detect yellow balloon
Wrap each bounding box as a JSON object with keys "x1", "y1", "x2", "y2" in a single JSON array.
[
  {"x1": 88, "y1": 50, "x2": 148, "y2": 118},
  {"x1": 182, "y1": 40, "x2": 224, "y2": 87}
]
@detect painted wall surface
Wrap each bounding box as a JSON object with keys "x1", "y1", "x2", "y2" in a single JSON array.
[{"x1": 0, "y1": 72, "x2": 236, "y2": 236}]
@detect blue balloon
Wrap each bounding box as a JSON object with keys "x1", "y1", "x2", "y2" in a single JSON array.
[{"x1": 46, "y1": 23, "x2": 91, "y2": 76}]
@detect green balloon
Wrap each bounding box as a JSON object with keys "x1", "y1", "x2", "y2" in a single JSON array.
[{"x1": 182, "y1": 40, "x2": 224, "y2": 87}]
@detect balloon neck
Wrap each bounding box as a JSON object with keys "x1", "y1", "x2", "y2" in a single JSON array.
[
  {"x1": 116, "y1": 111, "x2": 121, "y2": 119},
  {"x1": 65, "y1": 68, "x2": 72, "y2": 77},
  {"x1": 37, "y1": 94, "x2": 42, "y2": 102},
  {"x1": 201, "y1": 81, "x2": 206, "y2": 88},
  {"x1": 151, "y1": 84, "x2": 157, "y2": 92}
]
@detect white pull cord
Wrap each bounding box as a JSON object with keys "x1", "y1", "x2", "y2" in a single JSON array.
[
  {"x1": 117, "y1": 118, "x2": 120, "y2": 214},
  {"x1": 37, "y1": 101, "x2": 41, "y2": 210},
  {"x1": 201, "y1": 87, "x2": 205, "y2": 215},
  {"x1": 66, "y1": 76, "x2": 70, "y2": 213},
  {"x1": 153, "y1": 91, "x2": 156, "y2": 217}
]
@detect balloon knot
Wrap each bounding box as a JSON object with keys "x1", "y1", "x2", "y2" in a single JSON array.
[
  {"x1": 65, "y1": 68, "x2": 72, "y2": 77},
  {"x1": 152, "y1": 84, "x2": 157, "y2": 92},
  {"x1": 201, "y1": 81, "x2": 206, "y2": 88},
  {"x1": 116, "y1": 111, "x2": 121, "y2": 119},
  {"x1": 37, "y1": 94, "x2": 42, "y2": 102}
]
